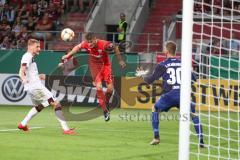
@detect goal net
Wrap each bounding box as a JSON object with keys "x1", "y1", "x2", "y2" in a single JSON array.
[{"x1": 181, "y1": 0, "x2": 240, "y2": 159}]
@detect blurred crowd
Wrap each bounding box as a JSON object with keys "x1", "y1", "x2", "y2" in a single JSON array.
[
  {"x1": 194, "y1": 0, "x2": 240, "y2": 16},
  {"x1": 192, "y1": 32, "x2": 240, "y2": 61},
  {"x1": 0, "y1": 0, "x2": 239, "y2": 51},
  {"x1": 0, "y1": 0, "x2": 94, "y2": 50},
  {"x1": 0, "y1": 0, "x2": 66, "y2": 49},
  {"x1": 193, "y1": 0, "x2": 240, "y2": 57}
]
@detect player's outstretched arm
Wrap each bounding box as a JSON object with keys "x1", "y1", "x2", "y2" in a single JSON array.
[
  {"x1": 142, "y1": 64, "x2": 166, "y2": 84},
  {"x1": 62, "y1": 44, "x2": 81, "y2": 60},
  {"x1": 114, "y1": 45, "x2": 126, "y2": 68}
]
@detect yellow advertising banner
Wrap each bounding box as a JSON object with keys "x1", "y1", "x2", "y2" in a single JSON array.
[
  {"x1": 120, "y1": 78, "x2": 240, "y2": 112},
  {"x1": 121, "y1": 77, "x2": 163, "y2": 109},
  {"x1": 193, "y1": 79, "x2": 239, "y2": 112}
]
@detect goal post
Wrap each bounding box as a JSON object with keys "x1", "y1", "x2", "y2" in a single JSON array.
[
  {"x1": 179, "y1": 0, "x2": 240, "y2": 159},
  {"x1": 178, "y1": 0, "x2": 194, "y2": 160}
]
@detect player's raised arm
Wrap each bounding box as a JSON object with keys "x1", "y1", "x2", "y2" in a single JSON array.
[
  {"x1": 113, "y1": 44, "x2": 126, "y2": 68},
  {"x1": 143, "y1": 64, "x2": 166, "y2": 84},
  {"x1": 62, "y1": 43, "x2": 82, "y2": 60}
]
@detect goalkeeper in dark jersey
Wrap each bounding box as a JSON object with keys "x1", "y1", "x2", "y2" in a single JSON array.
[{"x1": 136, "y1": 41, "x2": 204, "y2": 147}]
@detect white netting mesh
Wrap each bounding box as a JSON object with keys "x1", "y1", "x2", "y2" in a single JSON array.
[{"x1": 190, "y1": 0, "x2": 240, "y2": 159}]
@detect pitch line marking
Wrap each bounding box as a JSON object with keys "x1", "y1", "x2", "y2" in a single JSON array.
[{"x1": 0, "y1": 126, "x2": 44, "y2": 132}]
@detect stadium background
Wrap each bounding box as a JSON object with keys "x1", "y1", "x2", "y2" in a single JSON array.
[{"x1": 0, "y1": 0, "x2": 239, "y2": 160}]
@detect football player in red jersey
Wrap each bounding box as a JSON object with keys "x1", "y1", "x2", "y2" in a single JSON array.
[{"x1": 62, "y1": 32, "x2": 126, "y2": 121}]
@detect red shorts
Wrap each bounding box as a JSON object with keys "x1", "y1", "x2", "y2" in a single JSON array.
[{"x1": 90, "y1": 64, "x2": 113, "y2": 85}]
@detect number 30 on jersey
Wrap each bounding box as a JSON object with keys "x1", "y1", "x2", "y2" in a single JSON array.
[{"x1": 166, "y1": 68, "x2": 181, "y2": 85}]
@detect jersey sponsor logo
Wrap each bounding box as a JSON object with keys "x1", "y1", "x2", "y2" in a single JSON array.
[
  {"x1": 98, "y1": 49, "x2": 103, "y2": 53},
  {"x1": 1, "y1": 75, "x2": 27, "y2": 102},
  {"x1": 91, "y1": 50, "x2": 103, "y2": 58},
  {"x1": 91, "y1": 54, "x2": 102, "y2": 58}
]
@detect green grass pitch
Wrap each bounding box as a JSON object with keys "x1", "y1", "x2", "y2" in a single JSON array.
[{"x1": 0, "y1": 105, "x2": 238, "y2": 160}]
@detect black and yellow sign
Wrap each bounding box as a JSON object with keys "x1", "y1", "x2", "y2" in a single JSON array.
[
  {"x1": 121, "y1": 78, "x2": 240, "y2": 111},
  {"x1": 192, "y1": 79, "x2": 239, "y2": 112},
  {"x1": 121, "y1": 77, "x2": 163, "y2": 109}
]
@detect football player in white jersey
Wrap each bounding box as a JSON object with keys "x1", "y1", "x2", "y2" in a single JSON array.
[{"x1": 18, "y1": 39, "x2": 76, "y2": 135}]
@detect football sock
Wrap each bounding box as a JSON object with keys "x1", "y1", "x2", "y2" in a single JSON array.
[
  {"x1": 21, "y1": 106, "x2": 39, "y2": 126},
  {"x1": 96, "y1": 89, "x2": 108, "y2": 112},
  {"x1": 105, "y1": 89, "x2": 113, "y2": 105},
  {"x1": 192, "y1": 116, "x2": 204, "y2": 143},
  {"x1": 152, "y1": 112, "x2": 159, "y2": 139},
  {"x1": 54, "y1": 106, "x2": 69, "y2": 131}
]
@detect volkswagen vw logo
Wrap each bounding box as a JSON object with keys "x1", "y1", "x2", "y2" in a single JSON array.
[{"x1": 2, "y1": 75, "x2": 27, "y2": 102}]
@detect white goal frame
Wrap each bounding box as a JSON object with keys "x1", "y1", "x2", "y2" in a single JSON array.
[
  {"x1": 179, "y1": 0, "x2": 240, "y2": 159},
  {"x1": 178, "y1": 0, "x2": 194, "y2": 160}
]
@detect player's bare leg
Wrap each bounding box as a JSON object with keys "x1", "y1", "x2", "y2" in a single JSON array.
[
  {"x1": 150, "y1": 106, "x2": 160, "y2": 145},
  {"x1": 105, "y1": 83, "x2": 114, "y2": 110},
  {"x1": 96, "y1": 82, "x2": 110, "y2": 121},
  {"x1": 51, "y1": 100, "x2": 76, "y2": 135},
  {"x1": 18, "y1": 104, "x2": 45, "y2": 131}
]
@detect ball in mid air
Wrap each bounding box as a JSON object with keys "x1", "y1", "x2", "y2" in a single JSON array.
[{"x1": 61, "y1": 28, "x2": 75, "y2": 41}]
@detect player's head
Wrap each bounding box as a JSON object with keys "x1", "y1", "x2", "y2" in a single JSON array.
[
  {"x1": 85, "y1": 32, "x2": 97, "y2": 48},
  {"x1": 27, "y1": 39, "x2": 41, "y2": 55},
  {"x1": 120, "y1": 13, "x2": 126, "y2": 21},
  {"x1": 165, "y1": 41, "x2": 176, "y2": 57}
]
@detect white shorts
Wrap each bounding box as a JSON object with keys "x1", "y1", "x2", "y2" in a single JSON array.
[{"x1": 27, "y1": 83, "x2": 56, "y2": 107}]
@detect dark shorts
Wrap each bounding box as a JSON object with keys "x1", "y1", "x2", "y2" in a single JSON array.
[{"x1": 154, "y1": 89, "x2": 196, "y2": 113}]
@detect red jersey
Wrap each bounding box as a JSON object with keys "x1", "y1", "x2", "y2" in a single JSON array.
[{"x1": 79, "y1": 39, "x2": 111, "y2": 65}]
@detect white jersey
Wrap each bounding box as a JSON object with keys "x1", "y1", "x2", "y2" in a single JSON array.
[
  {"x1": 20, "y1": 52, "x2": 55, "y2": 107},
  {"x1": 20, "y1": 52, "x2": 42, "y2": 91}
]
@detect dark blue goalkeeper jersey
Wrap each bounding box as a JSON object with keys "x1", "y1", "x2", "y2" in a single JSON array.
[
  {"x1": 144, "y1": 57, "x2": 197, "y2": 112},
  {"x1": 144, "y1": 58, "x2": 181, "y2": 93},
  {"x1": 144, "y1": 57, "x2": 196, "y2": 93}
]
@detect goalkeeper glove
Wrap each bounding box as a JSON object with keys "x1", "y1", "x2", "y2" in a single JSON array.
[{"x1": 135, "y1": 67, "x2": 149, "y2": 77}]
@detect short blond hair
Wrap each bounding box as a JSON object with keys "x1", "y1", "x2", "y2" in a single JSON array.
[
  {"x1": 165, "y1": 41, "x2": 176, "y2": 55},
  {"x1": 28, "y1": 39, "x2": 40, "y2": 46},
  {"x1": 85, "y1": 32, "x2": 96, "y2": 41}
]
